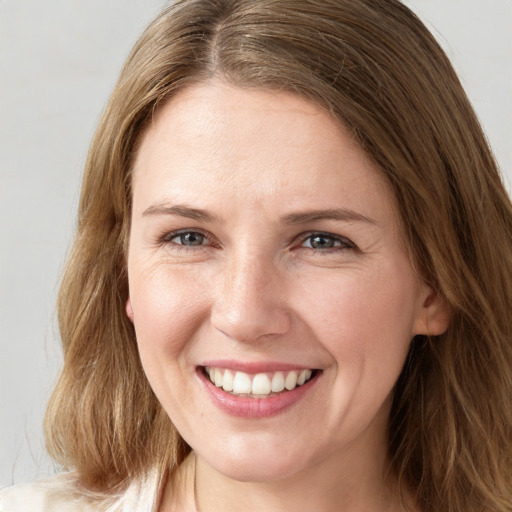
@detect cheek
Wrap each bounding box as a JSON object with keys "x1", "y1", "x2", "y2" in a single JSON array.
[
  {"x1": 128, "y1": 265, "x2": 212, "y2": 424},
  {"x1": 129, "y1": 264, "x2": 211, "y2": 362},
  {"x1": 295, "y1": 265, "x2": 418, "y2": 369}
]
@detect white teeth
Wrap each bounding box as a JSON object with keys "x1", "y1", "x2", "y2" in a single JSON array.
[
  {"x1": 233, "y1": 372, "x2": 252, "y2": 394},
  {"x1": 205, "y1": 367, "x2": 315, "y2": 397},
  {"x1": 252, "y1": 373, "x2": 271, "y2": 395},
  {"x1": 297, "y1": 369, "x2": 309, "y2": 386},
  {"x1": 214, "y1": 368, "x2": 223, "y2": 387},
  {"x1": 284, "y1": 371, "x2": 298, "y2": 390},
  {"x1": 271, "y1": 372, "x2": 285, "y2": 392},
  {"x1": 222, "y1": 369, "x2": 234, "y2": 392}
]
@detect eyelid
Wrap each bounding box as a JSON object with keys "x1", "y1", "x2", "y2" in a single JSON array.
[
  {"x1": 297, "y1": 231, "x2": 357, "y2": 250},
  {"x1": 160, "y1": 228, "x2": 216, "y2": 247},
  {"x1": 157, "y1": 229, "x2": 356, "y2": 252}
]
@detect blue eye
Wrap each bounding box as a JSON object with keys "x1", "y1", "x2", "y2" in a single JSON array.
[
  {"x1": 301, "y1": 233, "x2": 353, "y2": 250},
  {"x1": 169, "y1": 231, "x2": 208, "y2": 246}
]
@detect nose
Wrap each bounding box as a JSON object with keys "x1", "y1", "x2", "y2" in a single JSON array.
[{"x1": 210, "y1": 250, "x2": 291, "y2": 343}]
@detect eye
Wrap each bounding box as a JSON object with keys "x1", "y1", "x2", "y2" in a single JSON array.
[
  {"x1": 301, "y1": 232, "x2": 354, "y2": 250},
  {"x1": 165, "y1": 231, "x2": 209, "y2": 247}
]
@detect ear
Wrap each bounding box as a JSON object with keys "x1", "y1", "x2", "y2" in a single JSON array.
[
  {"x1": 412, "y1": 284, "x2": 451, "y2": 336},
  {"x1": 126, "y1": 297, "x2": 134, "y2": 323}
]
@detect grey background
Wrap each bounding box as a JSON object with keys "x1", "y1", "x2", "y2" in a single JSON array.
[{"x1": 1, "y1": 0, "x2": 511, "y2": 486}]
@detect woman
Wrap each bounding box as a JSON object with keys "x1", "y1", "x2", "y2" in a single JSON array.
[{"x1": 2, "y1": 0, "x2": 511, "y2": 510}]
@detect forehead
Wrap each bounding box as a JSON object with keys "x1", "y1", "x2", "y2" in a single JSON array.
[{"x1": 131, "y1": 80, "x2": 395, "y2": 221}]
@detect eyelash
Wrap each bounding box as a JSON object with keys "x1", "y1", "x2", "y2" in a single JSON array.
[
  {"x1": 160, "y1": 229, "x2": 215, "y2": 249},
  {"x1": 298, "y1": 231, "x2": 356, "y2": 252},
  {"x1": 159, "y1": 229, "x2": 356, "y2": 253}
]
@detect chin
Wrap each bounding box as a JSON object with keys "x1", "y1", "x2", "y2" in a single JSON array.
[{"x1": 199, "y1": 439, "x2": 315, "y2": 483}]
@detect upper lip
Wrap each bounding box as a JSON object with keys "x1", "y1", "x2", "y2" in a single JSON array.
[{"x1": 200, "y1": 359, "x2": 317, "y2": 373}]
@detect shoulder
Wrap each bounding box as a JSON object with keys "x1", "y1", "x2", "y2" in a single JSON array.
[
  {"x1": 0, "y1": 468, "x2": 162, "y2": 512},
  {"x1": 0, "y1": 473, "x2": 96, "y2": 512}
]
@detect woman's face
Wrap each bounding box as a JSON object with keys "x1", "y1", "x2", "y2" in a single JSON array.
[{"x1": 127, "y1": 81, "x2": 445, "y2": 482}]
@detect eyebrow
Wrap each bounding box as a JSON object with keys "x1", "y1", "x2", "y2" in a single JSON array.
[
  {"x1": 142, "y1": 204, "x2": 218, "y2": 222},
  {"x1": 282, "y1": 208, "x2": 376, "y2": 225},
  {"x1": 142, "y1": 203, "x2": 376, "y2": 226}
]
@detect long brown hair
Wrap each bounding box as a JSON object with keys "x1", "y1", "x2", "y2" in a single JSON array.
[{"x1": 45, "y1": 1, "x2": 512, "y2": 510}]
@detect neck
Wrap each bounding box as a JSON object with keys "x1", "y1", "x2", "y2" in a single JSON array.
[
  {"x1": 159, "y1": 431, "x2": 416, "y2": 512},
  {"x1": 195, "y1": 455, "x2": 399, "y2": 512}
]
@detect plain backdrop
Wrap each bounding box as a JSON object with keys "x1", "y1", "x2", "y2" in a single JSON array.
[{"x1": 1, "y1": 0, "x2": 511, "y2": 486}]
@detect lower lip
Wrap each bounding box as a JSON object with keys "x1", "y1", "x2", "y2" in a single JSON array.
[{"x1": 197, "y1": 368, "x2": 320, "y2": 418}]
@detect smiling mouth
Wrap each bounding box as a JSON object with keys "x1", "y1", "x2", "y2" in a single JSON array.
[{"x1": 202, "y1": 366, "x2": 318, "y2": 398}]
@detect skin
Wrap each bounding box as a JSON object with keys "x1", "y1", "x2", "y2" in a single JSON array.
[{"x1": 126, "y1": 80, "x2": 449, "y2": 511}]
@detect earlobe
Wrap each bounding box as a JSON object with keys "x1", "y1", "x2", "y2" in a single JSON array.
[
  {"x1": 413, "y1": 286, "x2": 452, "y2": 336},
  {"x1": 126, "y1": 297, "x2": 134, "y2": 323}
]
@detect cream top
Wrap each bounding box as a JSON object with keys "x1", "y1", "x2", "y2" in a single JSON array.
[{"x1": 0, "y1": 471, "x2": 161, "y2": 512}]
